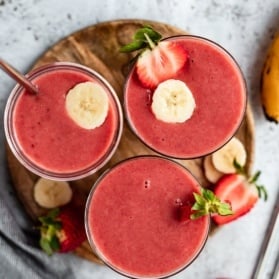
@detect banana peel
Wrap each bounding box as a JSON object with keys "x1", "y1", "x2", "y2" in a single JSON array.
[{"x1": 261, "y1": 33, "x2": 279, "y2": 123}]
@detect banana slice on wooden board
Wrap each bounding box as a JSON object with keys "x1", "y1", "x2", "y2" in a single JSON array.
[
  {"x1": 211, "y1": 137, "x2": 247, "y2": 174},
  {"x1": 203, "y1": 137, "x2": 247, "y2": 183},
  {"x1": 203, "y1": 156, "x2": 224, "y2": 184},
  {"x1": 34, "y1": 178, "x2": 73, "y2": 209}
]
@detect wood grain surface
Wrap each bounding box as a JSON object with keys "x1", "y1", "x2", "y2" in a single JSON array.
[{"x1": 5, "y1": 19, "x2": 255, "y2": 264}]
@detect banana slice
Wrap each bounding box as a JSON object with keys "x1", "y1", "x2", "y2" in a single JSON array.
[
  {"x1": 203, "y1": 156, "x2": 224, "y2": 184},
  {"x1": 212, "y1": 137, "x2": 247, "y2": 174},
  {"x1": 65, "y1": 81, "x2": 109, "y2": 129},
  {"x1": 151, "y1": 79, "x2": 196, "y2": 123},
  {"x1": 34, "y1": 178, "x2": 73, "y2": 209}
]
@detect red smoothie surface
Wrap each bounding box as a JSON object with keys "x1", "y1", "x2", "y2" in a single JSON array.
[
  {"x1": 124, "y1": 36, "x2": 246, "y2": 158},
  {"x1": 87, "y1": 156, "x2": 210, "y2": 278},
  {"x1": 13, "y1": 67, "x2": 118, "y2": 174}
]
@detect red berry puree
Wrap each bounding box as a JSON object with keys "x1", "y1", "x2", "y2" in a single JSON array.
[
  {"x1": 87, "y1": 156, "x2": 210, "y2": 278},
  {"x1": 12, "y1": 65, "x2": 119, "y2": 175},
  {"x1": 125, "y1": 36, "x2": 246, "y2": 158}
]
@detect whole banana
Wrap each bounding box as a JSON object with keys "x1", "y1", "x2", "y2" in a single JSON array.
[{"x1": 261, "y1": 33, "x2": 279, "y2": 123}]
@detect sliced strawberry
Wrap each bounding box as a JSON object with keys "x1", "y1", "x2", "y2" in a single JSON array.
[
  {"x1": 212, "y1": 174, "x2": 259, "y2": 225},
  {"x1": 136, "y1": 41, "x2": 188, "y2": 89}
]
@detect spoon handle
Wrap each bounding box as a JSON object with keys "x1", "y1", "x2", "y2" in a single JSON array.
[
  {"x1": 0, "y1": 58, "x2": 38, "y2": 95},
  {"x1": 252, "y1": 191, "x2": 279, "y2": 279}
]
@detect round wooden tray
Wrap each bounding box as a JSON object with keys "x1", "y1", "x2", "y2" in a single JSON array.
[{"x1": 6, "y1": 19, "x2": 255, "y2": 264}]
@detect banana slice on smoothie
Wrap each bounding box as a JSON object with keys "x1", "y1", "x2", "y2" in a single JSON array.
[
  {"x1": 212, "y1": 137, "x2": 247, "y2": 174},
  {"x1": 203, "y1": 156, "x2": 224, "y2": 184},
  {"x1": 151, "y1": 79, "x2": 196, "y2": 123},
  {"x1": 65, "y1": 81, "x2": 109, "y2": 129},
  {"x1": 34, "y1": 178, "x2": 73, "y2": 209}
]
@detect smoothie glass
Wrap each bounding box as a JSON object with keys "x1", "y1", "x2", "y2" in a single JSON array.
[
  {"x1": 85, "y1": 155, "x2": 210, "y2": 279},
  {"x1": 124, "y1": 35, "x2": 247, "y2": 159},
  {"x1": 4, "y1": 62, "x2": 123, "y2": 181}
]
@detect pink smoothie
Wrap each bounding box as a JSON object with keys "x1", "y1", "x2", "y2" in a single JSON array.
[
  {"x1": 124, "y1": 36, "x2": 246, "y2": 158},
  {"x1": 8, "y1": 63, "x2": 121, "y2": 178},
  {"x1": 86, "y1": 156, "x2": 210, "y2": 278}
]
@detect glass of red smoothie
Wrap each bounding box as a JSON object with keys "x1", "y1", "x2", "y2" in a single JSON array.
[
  {"x1": 85, "y1": 155, "x2": 210, "y2": 279},
  {"x1": 4, "y1": 62, "x2": 123, "y2": 180},
  {"x1": 124, "y1": 35, "x2": 247, "y2": 159}
]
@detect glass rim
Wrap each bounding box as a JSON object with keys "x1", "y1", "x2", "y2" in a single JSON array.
[
  {"x1": 123, "y1": 34, "x2": 247, "y2": 160},
  {"x1": 4, "y1": 62, "x2": 123, "y2": 181},
  {"x1": 85, "y1": 155, "x2": 211, "y2": 279}
]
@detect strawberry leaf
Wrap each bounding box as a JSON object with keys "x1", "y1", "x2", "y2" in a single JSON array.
[
  {"x1": 190, "y1": 211, "x2": 207, "y2": 220},
  {"x1": 193, "y1": 192, "x2": 206, "y2": 206},
  {"x1": 234, "y1": 160, "x2": 268, "y2": 202},
  {"x1": 38, "y1": 217, "x2": 61, "y2": 229},
  {"x1": 191, "y1": 188, "x2": 233, "y2": 219},
  {"x1": 120, "y1": 40, "x2": 146, "y2": 53},
  {"x1": 256, "y1": 185, "x2": 268, "y2": 201},
  {"x1": 119, "y1": 25, "x2": 162, "y2": 53},
  {"x1": 39, "y1": 208, "x2": 60, "y2": 225},
  {"x1": 217, "y1": 202, "x2": 233, "y2": 216},
  {"x1": 39, "y1": 234, "x2": 60, "y2": 256},
  {"x1": 233, "y1": 159, "x2": 246, "y2": 175},
  {"x1": 192, "y1": 202, "x2": 205, "y2": 211},
  {"x1": 40, "y1": 238, "x2": 53, "y2": 256},
  {"x1": 202, "y1": 188, "x2": 215, "y2": 201},
  {"x1": 49, "y1": 235, "x2": 60, "y2": 251},
  {"x1": 246, "y1": 169, "x2": 267, "y2": 201},
  {"x1": 38, "y1": 208, "x2": 62, "y2": 255},
  {"x1": 134, "y1": 26, "x2": 162, "y2": 43},
  {"x1": 249, "y1": 170, "x2": 261, "y2": 183}
]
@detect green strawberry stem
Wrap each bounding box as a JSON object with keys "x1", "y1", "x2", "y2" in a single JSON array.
[
  {"x1": 191, "y1": 188, "x2": 233, "y2": 220},
  {"x1": 38, "y1": 209, "x2": 62, "y2": 255},
  {"x1": 233, "y1": 159, "x2": 268, "y2": 201},
  {"x1": 144, "y1": 33, "x2": 156, "y2": 49}
]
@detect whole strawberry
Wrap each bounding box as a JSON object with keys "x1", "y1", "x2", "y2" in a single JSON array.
[{"x1": 38, "y1": 205, "x2": 86, "y2": 255}]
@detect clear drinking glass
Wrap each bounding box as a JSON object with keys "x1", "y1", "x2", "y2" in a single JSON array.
[
  {"x1": 124, "y1": 35, "x2": 247, "y2": 159},
  {"x1": 85, "y1": 155, "x2": 210, "y2": 279},
  {"x1": 4, "y1": 62, "x2": 123, "y2": 180}
]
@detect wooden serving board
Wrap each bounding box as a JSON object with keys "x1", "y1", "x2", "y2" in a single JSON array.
[{"x1": 6, "y1": 19, "x2": 255, "y2": 264}]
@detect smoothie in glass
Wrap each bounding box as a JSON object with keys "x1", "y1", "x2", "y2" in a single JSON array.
[
  {"x1": 124, "y1": 35, "x2": 246, "y2": 159},
  {"x1": 4, "y1": 62, "x2": 123, "y2": 180},
  {"x1": 85, "y1": 156, "x2": 210, "y2": 279}
]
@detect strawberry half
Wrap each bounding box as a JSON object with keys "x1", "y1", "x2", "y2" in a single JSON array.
[
  {"x1": 212, "y1": 174, "x2": 259, "y2": 225},
  {"x1": 177, "y1": 163, "x2": 267, "y2": 225},
  {"x1": 136, "y1": 41, "x2": 188, "y2": 89},
  {"x1": 39, "y1": 205, "x2": 86, "y2": 255},
  {"x1": 120, "y1": 25, "x2": 188, "y2": 89}
]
